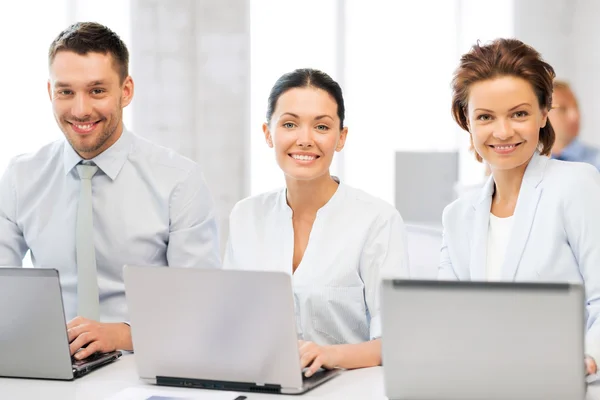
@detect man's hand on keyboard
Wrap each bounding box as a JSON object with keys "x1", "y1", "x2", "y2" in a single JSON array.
[{"x1": 67, "y1": 316, "x2": 132, "y2": 360}]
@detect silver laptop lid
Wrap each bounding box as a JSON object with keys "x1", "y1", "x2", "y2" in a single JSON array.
[
  {"x1": 124, "y1": 266, "x2": 304, "y2": 390},
  {"x1": 0, "y1": 268, "x2": 73, "y2": 380},
  {"x1": 381, "y1": 279, "x2": 586, "y2": 400}
]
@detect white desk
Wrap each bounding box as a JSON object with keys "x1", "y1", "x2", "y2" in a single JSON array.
[
  {"x1": 0, "y1": 353, "x2": 384, "y2": 400},
  {"x1": 1, "y1": 353, "x2": 599, "y2": 400}
]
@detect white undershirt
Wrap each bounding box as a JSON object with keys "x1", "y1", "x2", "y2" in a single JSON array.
[{"x1": 486, "y1": 213, "x2": 514, "y2": 281}]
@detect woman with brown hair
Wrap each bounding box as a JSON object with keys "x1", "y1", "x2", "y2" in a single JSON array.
[{"x1": 439, "y1": 38, "x2": 600, "y2": 375}]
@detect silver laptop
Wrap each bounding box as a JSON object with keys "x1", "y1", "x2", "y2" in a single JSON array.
[
  {"x1": 0, "y1": 268, "x2": 121, "y2": 380},
  {"x1": 381, "y1": 279, "x2": 586, "y2": 400},
  {"x1": 123, "y1": 265, "x2": 340, "y2": 394}
]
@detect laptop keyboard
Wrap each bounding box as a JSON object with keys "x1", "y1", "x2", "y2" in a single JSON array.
[
  {"x1": 302, "y1": 368, "x2": 335, "y2": 383},
  {"x1": 71, "y1": 352, "x2": 104, "y2": 367}
]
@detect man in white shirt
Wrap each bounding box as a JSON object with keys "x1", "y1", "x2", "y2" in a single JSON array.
[{"x1": 0, "y1": 22, "x2": 221, "y2": 360}]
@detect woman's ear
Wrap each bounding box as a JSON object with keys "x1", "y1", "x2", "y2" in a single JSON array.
[
  {"x1": 540, "y1": 108, "x2": 549, "y2": 128},
  {"x1": 263, "y1": 122, "x2": 274, "y2": 148},
  {"x1": 335, "y1": 126, "x2": 348, "y2": 152},
  {"x1": 462, "y1": 108, "x2": 472, "y2": 133}
]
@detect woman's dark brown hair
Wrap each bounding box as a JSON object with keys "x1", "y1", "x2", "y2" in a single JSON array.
[{"x1": 451, "y1": 38, "x2": 556, "y2": 162}]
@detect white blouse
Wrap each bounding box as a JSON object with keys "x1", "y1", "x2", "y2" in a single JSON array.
[
  {"x1": 223, "y1": 181, "x2": 409, "y2": 345},
  {"x1": 485, "y1": 213, "x2": 514, "y2": 281}
]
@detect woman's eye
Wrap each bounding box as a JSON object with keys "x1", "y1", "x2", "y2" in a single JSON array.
[{"x1": 513, "y1": 111, "x2": 529, "y2": 118}]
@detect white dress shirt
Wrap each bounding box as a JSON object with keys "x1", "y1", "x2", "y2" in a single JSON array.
[
  {"x1": 224, "y1": 181, "x2": 409, "y2": 345},
  {"x1": 485, "y1": 214, "x2": 514, "y2": 281},
  {"x1": 0, "y1": 129, "x2": 221, "y2": 322}
]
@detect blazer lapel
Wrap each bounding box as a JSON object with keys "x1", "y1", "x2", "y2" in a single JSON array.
[
  {"x1": 501, "y1": 152, "x2": 546, "y2": 280},
  {"x1": 469, "y1": 176, "x2": 494, "y2": 281}
]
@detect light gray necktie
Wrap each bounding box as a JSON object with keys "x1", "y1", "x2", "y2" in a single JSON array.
[{"x1": 76, "y1": 163, "x2": 100, "y2": 321}]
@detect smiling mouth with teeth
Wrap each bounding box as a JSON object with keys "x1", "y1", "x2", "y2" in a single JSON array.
[
  {"x1": 490, "y1": 143, "x2": 522, "y2": 149},
  {"x1": 290, "y1": 154, "x2": 320, "y2": 161},
  {"x1": 75, "y1": 123, "x2": 94, "y2": 129},
  {"x1": 69, "y1": 120, "x2": 100, "y2": 133}
]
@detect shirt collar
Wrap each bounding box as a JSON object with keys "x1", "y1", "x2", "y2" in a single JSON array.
[
  {"x1": 279, "y1": 176, "x2": 344, "y2": 216},
  {"x1": 474, "y1": 151, "x2": 547, "y2": 208},
  {"x1": 63, "y1": 127, "x2": 133, "y2": 180}
]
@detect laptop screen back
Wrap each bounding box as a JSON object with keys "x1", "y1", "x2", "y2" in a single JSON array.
[
  {"x1": 381, "y1": 279, "x2": 585, "y2": 400},
  {"x1": 0, "y1": 268, "x2": 73, "y2": 380},
  {"x1": 124, "y1": 266, "x2": 304, "y2": 390}
]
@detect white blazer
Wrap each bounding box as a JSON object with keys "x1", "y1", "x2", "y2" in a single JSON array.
[{"x1": 439, "y1": 151, "x2": 600, "y2": 361}]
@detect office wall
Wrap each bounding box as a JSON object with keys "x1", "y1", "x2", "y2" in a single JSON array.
[
  {"x1": 453, "y1": 1, "x2": 600, "y2": 184},
  {"x1": 571, "y1": 1, "x2": 600, "y2": 147},
  {"x1": 514, "y1": 0, "x2": 600, "y2": 147},
  {"x1": 125, "y1": 0, "x2": 600, "y2": 256},
  {"x1": 455, "y1": 0, "x2": 514, "y2": 186},
  {"x1": 130, "y1": 0, "x2": 250, "y2": 254},
  {"x1": 343, "y1": 0, "x2": 460, "y2": 205}
]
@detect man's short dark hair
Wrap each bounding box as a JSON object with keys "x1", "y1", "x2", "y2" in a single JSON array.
[{"x1": 48, "y1": 22, "x2": 129, "y2": 83}]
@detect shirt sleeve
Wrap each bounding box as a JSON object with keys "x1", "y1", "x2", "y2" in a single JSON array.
[
  {"x1": 360, "y1": 211, "x2": 409, "y2": 340},
  {"x1": 166, "y1": 164, "x2": 222, "y2": 269},
  {"x1": 222, "y1": 203, "x2": 240, "y2": 271},
  {"x1": 562, "y1": 164, "x2": 600, "y2": 363},
  {"x1": 0, "y1": 159, "x2": 28, "y2": 265},
  {"x1": 591, "y1": 150, "x2": 600, "y2": 172},
  {"x1": 438, "y1": 205, "x2": 459, "y2": 280}
]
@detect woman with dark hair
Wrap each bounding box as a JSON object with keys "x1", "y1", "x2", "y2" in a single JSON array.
[
  {"x1": 440, "y1": 38, "x2": 600, "y2": 375},
  {"x1": 224, "y1": 68, "x2": 409, "y2": 375}
]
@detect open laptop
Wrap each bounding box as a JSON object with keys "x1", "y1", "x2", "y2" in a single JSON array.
[
  {"x1": 123, "y1": 265, "x2": 340, "y2": 394},
  {"x1": 0, "y1": 268, "x2": 122, "y2": 380},
  {"x1": 381, "y1": 279, "x2": 586, "y2": 400}
]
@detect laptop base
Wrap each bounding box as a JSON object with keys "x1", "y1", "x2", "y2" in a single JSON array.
[
  {"x1": 72, "y1": 351, "x2": 122, "y2": 378},
  {"x1": 156, "y1": 368, "x2": 340, "y2": 395}
]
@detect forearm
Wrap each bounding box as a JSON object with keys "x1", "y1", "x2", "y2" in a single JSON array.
[
  {"x1": 330, "y1": 339, "x2": 381, "y2": 370},
  {"x1": 112, "y1": 322, "x2": 133, "y2": 351}
]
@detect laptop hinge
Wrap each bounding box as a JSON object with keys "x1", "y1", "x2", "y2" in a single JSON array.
[{"x1": 156, "y1": 376, "x2": 282, "y2": 394}]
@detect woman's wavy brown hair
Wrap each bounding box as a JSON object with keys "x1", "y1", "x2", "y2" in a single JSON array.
[{"x1": 451, "y1": 38, "x2": 556, "y2": 162}]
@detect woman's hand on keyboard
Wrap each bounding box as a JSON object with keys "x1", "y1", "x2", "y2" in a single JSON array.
[{"x1": 298, "y1": 340, "x2": 340, "y2": 378}]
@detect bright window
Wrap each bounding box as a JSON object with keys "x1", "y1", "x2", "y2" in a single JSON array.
[
  {"x1": 250, "y1": 0, "x2": 340, "y2": 195},
  {"x1": 0, "y1": 0, "x2": 133, "y2": 175},
  {"x1": 344, "y1": 0, "x2": 460, "y2": 205},
  {"x1": 249, "y1": 1, "x2": 516, "y2": 202},
  {"x1": 0, "y1": 1, "x2": 132, "y2": 266},
  {"x1": 0, "y1": 1, "x2": 68, "y2": 174}
]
